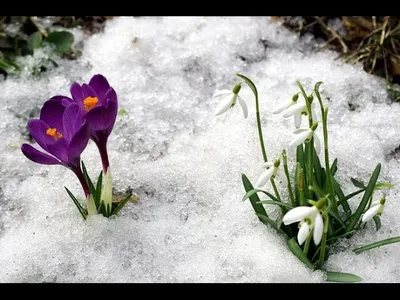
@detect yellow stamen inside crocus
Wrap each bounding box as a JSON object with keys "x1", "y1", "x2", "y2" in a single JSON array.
[
  {"x1": 46, "y1": 128, "x2": 63, "y2": 141},
  {"x1": 83, "y1": 96, "x2": 99, "y2": 112}
]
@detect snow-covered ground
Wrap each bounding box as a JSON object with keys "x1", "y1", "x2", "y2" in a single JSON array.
[{"x1": 0, "y1": 17, "x2": 399, "y2": 282}]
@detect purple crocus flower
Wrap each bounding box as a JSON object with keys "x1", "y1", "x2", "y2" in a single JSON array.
[
  {"x1": 21, "y1": 99, "x2": 91, "y2": 197},
  {"x1": 51, "y1": 74, "x2": 118, "y2": 173}
]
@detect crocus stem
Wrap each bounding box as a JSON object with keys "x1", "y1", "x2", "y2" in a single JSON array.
[
  {"x1": 72, "y1": 166, "x2": 90, "y2": 197},
  {"x1": 95, "y1": 140, "x2": 110, "y2": 173}
]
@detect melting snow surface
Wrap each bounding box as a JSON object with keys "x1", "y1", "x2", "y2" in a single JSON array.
[{"x1": 0, "y1": 17, "x2": 399, "y2": 282}]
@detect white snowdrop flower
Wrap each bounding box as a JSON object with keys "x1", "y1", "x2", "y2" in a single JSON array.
[
  {"x1": 283, "y1": 101, "x2": 317, "y2": 128},
  {"x1": 273, "y1": 94, "x2": 299, "y2": 114},
  {"x1": 283, "y1": 205, "x2": 324, "y2": 246},
  {"x1": 362, "y1": 198, "x2": 386, "y2": 222},
  {"x1": 214, "y1": 83, "x2": 248, "y2": 118},
  {"x1": 255, "y1": 158, "x2": 287, "y2": 188},
  {"x1": 289, "y1": 123, "x2": 321, "y2": 155}
]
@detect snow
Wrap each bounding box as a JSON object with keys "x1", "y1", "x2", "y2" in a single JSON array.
[{"x1": 0, "y1": 16, "x2": 399, "y2": 282}]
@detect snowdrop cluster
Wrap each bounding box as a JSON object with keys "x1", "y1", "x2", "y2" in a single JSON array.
[{"x1": 214, "y1": 73, "x2": 393, "y2": 282}]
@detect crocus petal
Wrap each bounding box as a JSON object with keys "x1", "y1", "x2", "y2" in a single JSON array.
[
  {"x1": 297, "y1": 222, "x2": 311, "y2": 246},
  {"x1": 21, "y1": 144, "x2": 60, "y2": 165},
  {"x1": 213, "y1": 89, "x2": 232, "y2": 98},
  {"x1": 70, "y1": 82, "x2": 85, "y2": 112},
  {"x1": 294, "y1": 112, "x2": 302, "y2": 128},
  {"x1": 282, "y1": 206, "x2": 314, "y2": 225},
  {"x1": 104, "y1": 88, "x2": 118, "y2": 137},
  {"x1": 39, "y1": 100, "x2": 66, "y2": 133},
  {"x1": 313, "y1": 212, "x2": 324, "y2": 245},
  {"x1": 289, "y1": 130, "x2": 311, "y2": 148},
  {"x1": 362, "y1": 204, "x2": 381, "y2": 222},
  {"x1": 46, "y1": 138, "x2": 69, "y2": 163},
  {"x1": 49, "y1": 95, "x2": 73, "y2": 107},
  {"x1": 313, "y1": 133, "x2": 321, "y2": 156},
  {"x1": 62, "y1": 103, "x2": 81, "y2": 142},
  {"x1": 86, "y1": 100, "x2": 116, "y2": 133},
  {"x1": 68, "y1": 121, "x2": 90, "y2": 164},
  {"x1": 283, "y1": 103, "x2": 305, "y2": 118},
  {"x1": 82, "y1": 84, "x2": 98, "y2": 100},
  {"x1": 255, "y1": 167, "x2": 275, "y2": 187},
  {"x1": 237, "y1": 95, "x2": 248, "y2": 119},
  {"x1": 88, "y1": 74, "x2": 111, "y2": 105},
  {"x1": 27, "y1": 119, "x2": 55, "y2": 151},
  {"x1": 273, "y1": 100, "x2": 293, "y2": 114},
  {"x1": 215, "y1": 94, "x2": 233, "y2": 116}
]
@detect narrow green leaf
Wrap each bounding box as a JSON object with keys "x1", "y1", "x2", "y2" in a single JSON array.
[
  {"x1": 344, "y1": 188, "x2": 366, "y2": 201},
  {"x1": 374, "y1": 182, "x2": 395, "y2": 190},
  {"x1": 27, "y1": 31, "x2": 42, "y2": 51},
  {"x1": 313, "y1": 147, "x2": 325, "y2": 189},
  {"x1": 112, "y1": 193, "x2": 132, "y2": 216},
  {"x1": 64, "y1": 187, "x2": 87, "y2": 220},
  {"x1": 351, "y1": 178, "x2": 366, "y2": 189},
  {"x1": 256, "y1": 200, "x2": 293, "y2": 209},
  {"x1": 81, "y1": 161, "x2": 96, "y2": 197},
  {"x1": 46, "y1": 31, "x2": 74, "y2": 53},
  {"x1": 327, "y1": 230, "x2": 356, "y2": 243},
  {"x1": 372, "y1": 216, "x2": 381, "y2": 231},
  {"x1": 353, "y1": 236, "x2": 400, "y2": 254},
  {"x1": 296, "y1": 144, "x2": 308, "y2": 199},
  {"x1": 332, "y1": 178, "x2": 351, "y2": 216},
  {"x1": 346, "y1": 163, "x2": 381, "y2": 233},
  {"x1": 236, "y1": 73, "x2": 257, "y2": 97},
  {"x1": 242, "y1": 188, "x2": 280, "y2": 203},
  {"x1": 326, "y1": 271, "x2": 362, "y2": 283},
  {"x1": 95, "y1": 171, "x2": 103, "y2": 208},
  {"x1": 330, "y1": 158, "x2": 338, "y2": 176},
  {"x1": 255, "y1": 214, "x2": 285, "y2": 234},
  {"x1": 287, "y1": 238, "x2": 315, "y2": 269},
  {"x1": 242, "y1": 174, "x2": 268, "y2": 220}
]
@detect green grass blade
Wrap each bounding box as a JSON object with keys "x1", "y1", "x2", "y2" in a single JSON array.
[
  {"x1": 346, "y1": 163, "x2": 381, "y2": 233},
  {"x1": 353, "y1": 236, "x2": 400, "y2": 254},
  {"x1": 332, "y1": 177, "x2": 351, "y2": 216},
  {"x1": 374, "y1": 182, "x2": 395, "y2": 190},
  {"x1": 95, "y1": 171, "x2": 103, "y2": 207},
  {"x1": 242, "y1": 188, "x2": 280, "y2": 202},
  {"x1": 287, "y1": 238, "x2": 315, "y2": 269},
  {"x1": 327, "y1": 230, "x2": 356, "y2": 243},
  {"x1": 344, "y1": 188, "x2": 366, "y2": 201},
  {"x1": 64, "y1": 187, "x2": 87, "y2": 220},
  {"x1": 242, "y1": 174, "x2": 268, "y2": 220},
  {"x1": 257, "y1": 200, "x2": 293, "y2": 209},
  {"x1": 350, "y1": 178, "x2": 366, "y2": 188},
  {"x1": 112, "y1": 193, "x2": 132, "y2": 216},
  {"x1": 373, "y1": 216, "x2": 381, "y2": 231},
  {"x1": 326, "y1": 271, "x2": 363, "y2": 283},
  {"x1": 313, "y1": 147, "x2": 325, "y2": 189},
  {"x1": 81, "y1": 161, "x2": 96, "y2": 197},
  {"x1": 256, "y1": 214, "x2": 286, "y2": 235},
  {"x1": 296, "y1": 144, "x2": 308, "y2": 199},
  {"x1": 330, "y1": 158, "x2": 338, "y2": 176}
]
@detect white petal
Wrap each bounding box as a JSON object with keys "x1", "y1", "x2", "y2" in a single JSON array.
[
  {"x1": 215, "y1": 94, "x2": 234, "y2": 116},
  {"x1": 289, "y1": 130, "x2": 311, "y2": 148},
  {"x1": 293, "y1": 128, "x2": 309, "y2": 134},
  {"x1": 294, "y1": 112, "x2": 302, "y2": 128},
  {"x1": 237, "y1": 95, "x2": 248, "y2": 119},
  {"x1": 362, "y1": 204, "x2": 381, "y2": 222},
  {"x1": 273, "y1": 100, "x2": 294, "y2": 114},
  {"x1": 311, "y1": 108, "x2": 318, "y2": 123},
  {"x1": 262, "y1": 161, "x2": 274, "y2": 168},
  {"x1": 297, "y1": 222, "x2": 311, "y2": 245},
  {"x1": 313, "y1": 212, "x2": 323, "y2": 245},
  {"x1": 277, "y1": 168, "x2": 287, "y2": 186},
  {"x1": 313, "y1": 133, "x2": 321, "y2": 156},
  {"x1": 282, "y1": 206, "x2": 314, "y2": 225},
  {"x1": 283, "y1": 103, "x2": 305, "y2": 118},
  {"x1": 255, "y1": 168, "x2": 275, "y2": 187},
  {"x1": 213, "y1": 89, "x2": 232, "y2": 98}
]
